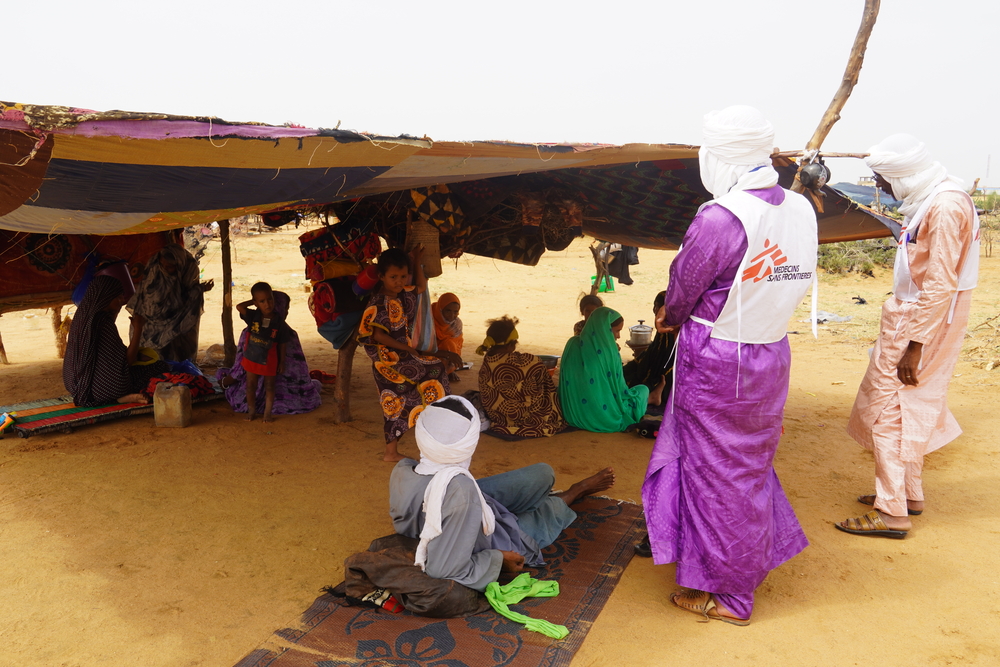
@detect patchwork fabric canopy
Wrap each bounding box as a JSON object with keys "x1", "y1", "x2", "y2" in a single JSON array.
[{"x1": 0, "y1": 101, "x2": 893, "y2": 247}]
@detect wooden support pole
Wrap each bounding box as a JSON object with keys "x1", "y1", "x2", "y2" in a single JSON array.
[
  {"x1": 334, "y1": 332, "x2": 359, "y2": 423},
  {"x1": 0, "y1": 316, "x2": 8, "y2": 365},
  {"x1": 51, "y1": 306, "x2": 62, "y2": 336},
  {"x1": 772, "y1": 150, "x2": 871, "y2": 159},
  {"x1": 51, "y1": 306, "x2": 67, "y2": 359},
  {"x1": 792, "y1": 0, "x2": 880, "y2": 193},
  {"x1": 219, "y1": 219, "x2": 236, "y2": 368}
]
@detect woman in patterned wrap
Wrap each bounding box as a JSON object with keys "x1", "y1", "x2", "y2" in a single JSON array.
[
  {"x1": 63, "y1": 275, "x2": 169, "y2": 407},
  {"x1": 357, "y1": 247, "x2": 460, "y2": 462},
  {"x1": 126, "y1": 243, "x2": 213, "y2": 363},
  {"x1": 477, "y1": 316, "x2": 567, "y2": 438}
]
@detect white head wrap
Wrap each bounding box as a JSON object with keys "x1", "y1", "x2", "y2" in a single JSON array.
[
  {"x1": 413, "y1": 395, "x2": 495, "y2": 571},
  {"x1": 699, "y1": 105, "x2": 780, "y2": 199},
  {"x1": 865, "y1": 133, "x2": 961, "y2": 221}
]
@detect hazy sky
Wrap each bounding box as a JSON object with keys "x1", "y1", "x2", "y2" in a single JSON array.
[{"x1": 7, "y1": 0, "x2": 998, "y2": 187}]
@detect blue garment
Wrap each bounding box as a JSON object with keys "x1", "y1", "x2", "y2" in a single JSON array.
[
  {"x1": 317, "y1": 311, "x2": 363, "y2": 350},
  {"x1": 477, "y1": 463, "x2": 577, "y2": 550}
]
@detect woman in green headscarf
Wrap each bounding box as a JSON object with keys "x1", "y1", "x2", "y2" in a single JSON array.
[{"x1": 559, "y1": 306, "x2": 666, "y2": 432}]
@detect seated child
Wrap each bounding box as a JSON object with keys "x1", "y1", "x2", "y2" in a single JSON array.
[
  {"x1": 432, "y1": 293, "x2": 464, "y2": 382},
  {"x1": 236, "y1": 282, "x2": 290, "y2": 422},
  {"x1": 573, "y1": 294, "x2": 604, "y2": 336}
]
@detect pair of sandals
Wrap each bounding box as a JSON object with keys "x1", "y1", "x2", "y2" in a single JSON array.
[{"x1": 835, "y1": 494, "x2": 921, "y2": 540}]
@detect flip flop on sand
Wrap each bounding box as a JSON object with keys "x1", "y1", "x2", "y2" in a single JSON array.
[
  {"x1": 835, "y1": 510, "x2": 908, "y2": 539},
  {"x1": 670, "y1": 589, "x2": 750, "y2": 626},
  {"x1": 857, "y1": 494, "x2": 923, "y2": 515},
  {"x1": 309, "y1": 370, "x2": 337, "y2": 384}
]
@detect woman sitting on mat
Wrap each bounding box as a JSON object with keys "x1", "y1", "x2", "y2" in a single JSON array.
[
  {"x1": 572, "y1": 294, "x2": 603, "y2": 336},
  {"x1": 431, "y1": 292, "x2": 464, "y2": 383},
  {"x1": 127, "y1": 243, "x2": 213, "y2": 363},
  {"x1": 623, "y1": 290, "x2": 676, "y2": 396},
  {"x1": 559, "y1": 306, "x2": 666, "y2": 433},
  {"x1": 358, "y1": 246, "x2": 461, "y2": 462},
  {"x1": 217, "y1": 290, "x2": 322, "y2": 417},
  {"x1": 477, "y1": 316, "x2": 567, "y2": 438},
  {"x1": 63, "y1": 275, "x2": 170, "y2": 406}
]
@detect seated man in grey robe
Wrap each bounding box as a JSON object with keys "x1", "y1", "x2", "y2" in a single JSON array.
[{"x1": 389, "y1": 395, "x2": 615, "y2": 591}]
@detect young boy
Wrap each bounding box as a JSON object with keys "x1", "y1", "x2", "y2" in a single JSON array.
[{"x1": 236, "y1": 282, "x2": 290, "y2": 422}]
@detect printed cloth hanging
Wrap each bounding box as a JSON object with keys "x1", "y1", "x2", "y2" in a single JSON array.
[{"x1": 299, "y1": 218, "x2": 381, "y2": 283}]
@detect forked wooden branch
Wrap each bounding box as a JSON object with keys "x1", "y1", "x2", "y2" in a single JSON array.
[
  {"x1": 589, "y1": 242, "x2": 610, "y2": 296},
  {"x1": 791, "y1": 0, "x2": 880, "y2": 194}
]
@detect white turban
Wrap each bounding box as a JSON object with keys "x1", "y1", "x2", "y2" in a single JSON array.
[
  {"x1": 865, "y1": 133, "x2": 959, "y2": 221},
  {"x1": 699, "y1": 105, "x2": 780, "y2": 198},
  {"x1": 413, "y1": 396, "x2": 495, "y2": 571}
]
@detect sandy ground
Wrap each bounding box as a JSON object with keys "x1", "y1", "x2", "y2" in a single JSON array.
[{"x1": 1, "y1": 226, "x2": 999, "y2": 667}]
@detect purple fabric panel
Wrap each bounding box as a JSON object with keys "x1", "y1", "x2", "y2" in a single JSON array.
[
  {"x1": 0, "y1": 117, "x2": 320, "y2": 140},
  {"x1": 642, "y1": 185, "x2": 807, "y2": 605},
  {"x1": 62, "y1": 120, "x2": 320, "y2": 140},
  {"x1": 663, "y1": 204, "x2": 745, "y2": 326}
]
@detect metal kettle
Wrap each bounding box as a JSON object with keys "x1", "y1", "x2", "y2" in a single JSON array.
[{"x1": 628, "y1": 319, "x2": 654, "y2": 347}]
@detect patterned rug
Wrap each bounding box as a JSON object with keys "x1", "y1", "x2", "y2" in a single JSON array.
[
  {"x1": 233, "y1": 497, "x2": 643, "y2": 667},
  {"x1": 0, "y1": 379, "x2": 223, "y2": 438}
]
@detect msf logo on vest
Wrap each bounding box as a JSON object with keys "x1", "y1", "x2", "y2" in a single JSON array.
[
  {"x1": 742, "y1": 239, "x2": 786, "y2": 283},
  {"x1": 743, "y1": 239, "x2": 813, "y2": 284}
]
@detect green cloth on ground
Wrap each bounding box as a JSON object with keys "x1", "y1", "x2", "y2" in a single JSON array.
[
  {"x1": 484, "y1": 572, "x2": 569, "y2": 640},
  {"x1": 559, "y1": 306, "x2": 649, "y2": 432}
]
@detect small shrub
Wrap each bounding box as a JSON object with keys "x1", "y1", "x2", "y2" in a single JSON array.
[{"x1": 818, "y1": 239, "x2": 896, "y2": 276}]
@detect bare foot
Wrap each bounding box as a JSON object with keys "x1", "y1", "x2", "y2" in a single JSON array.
[
  {"x1": 647, "y1": 375, "x2": 667, "y2": 406},
  {"x1": 118, "y1": 393, "x2": 148, "y2": 404},
  {"x1": 262, "y1": 414, "x2": 275, "y2": 423},
  {"x1": 874, "y1": 509, "x2": 912, "y2": 531},
  {"x1": 383, "y1": 440, "x2": 405, "y2": 462},
  {"x1": 555, "y1": 467, "x2": 615, "y2": 505},
  {"x1": 245, "y1": 413, "x2": 256, "y2": 422}
]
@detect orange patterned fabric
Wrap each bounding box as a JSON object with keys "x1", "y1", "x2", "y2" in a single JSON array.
[
  {"x1": 431, "y1": 293, "x2": 464, "y2": 356},
  {"x1": 358, "y1": 291, "x2": 450, "y2": 443}
]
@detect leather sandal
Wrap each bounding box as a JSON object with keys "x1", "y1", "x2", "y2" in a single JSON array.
[
  {"x1": 835, "y1": 510, "x2": 908, "y2": 539},
  {"x1": 634, "y1": 534, "x2": 652, "y2": 558},
  {"x1": 857, "y1": 494, "x2": 922, "y2": 515},
  {"x1": 670, "y1": 589, "x2": 750, "y2": 626}
]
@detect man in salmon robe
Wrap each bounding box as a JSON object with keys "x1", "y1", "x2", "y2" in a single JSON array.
[{"x1": 838, "y1": 135, "x2": 979, "y2": 539}]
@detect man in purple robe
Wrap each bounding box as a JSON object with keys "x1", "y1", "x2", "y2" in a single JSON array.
[{"x1": 641, "y1": 105, "x2": 817, "y2": 625}]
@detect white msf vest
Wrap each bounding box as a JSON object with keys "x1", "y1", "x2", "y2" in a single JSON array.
[
  {"x1": 893, "y1": 184, "x2": 979, "y2": 322},
  {"x1": 694, "y1": 189, "x2": 818, "y2": 344}
]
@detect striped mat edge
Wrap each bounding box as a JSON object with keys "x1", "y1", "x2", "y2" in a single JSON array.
[{"x1": 1, "y1": 383, "x2": 223, "y2": 438}]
